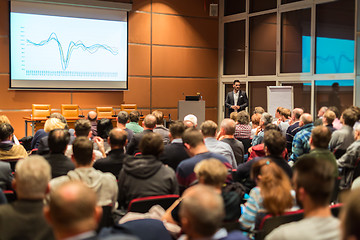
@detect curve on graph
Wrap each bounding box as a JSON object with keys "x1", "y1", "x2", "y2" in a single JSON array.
[{"x1": 26, "y1": 32, "x2": 119, "y2": 71}]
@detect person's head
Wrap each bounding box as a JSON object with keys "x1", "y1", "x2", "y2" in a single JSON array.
[
  {"x1": 251, "y1": 113, "x2": 261, "y2": 127},
  {"x1": 229, "y1": 112, "x2": 238, "y2": 122},
  {"x1": 260, "y1": 112, "x2": 273, "y2": 128},
  {"x1": 310, "y1": 126, "x2": 331, "y2": 149},
  {"x1": 182, "y1": 128, "x2": 204, "y2": 149},
  {"x1": 44, "y1": 181, "x2": 102, "y2": 238},
  {"x1": 299, "y1": 113, "x2": 313, "y2": 127},
  {"x1": 323, "y1": 110, "x2": 336, "y2": 125},
  {"x1": 108, "y1": 128, "x2": 128, "y2": 149},
  {"x1": 293, "y1": 156, "x2": 335, "y2": 208},
  {"x1": 72, "y1": 137, "x2": 93, "y2": 166},
  {"x1": 74, "y1": 119, "x2": 91, "y2": 137},
  {"x1": 0, "y1": 123, "x2": 14, "y2": 141},
  {"x1": 14, "y1": 155, "x2": 51, "y2": 199},
  {"x1": 341, "y1": 109, "x2": 358, "y2": 127},
  {"x1": 233, "y1": 80, "x2": 240, "y2": 92},
  {"x1": 0, "y1": 115, "x2": 10, "y2": 125},
  {"x1": 341, "y1": 188, "x2": 360, "y2": 240},
  {"x1": 220, "y1": 118, "x2": 236, "y2": 136},
  {"x1": 129, "y1": 111, "x2": 140, "y2": 123},
  {"x1": 236, "y1": 110, "x2": 250, "y2": 125},
  {"x1": 263, "y1": 129, "x2": 285, "y2": 156},
  {"x1": 194, "y1": 159, "x2": 228, "y2": 188},
  {"x1": 200, "y1": 120, "x2": 217, "y2": 138},
  {"x1": 117, "y1": 111, "x2": 129, "y2": 125},
  {"x1": 349, "y1": 105, "x2": 360, "y2": 122},
  {"x1": 87, "y1": 111, "x2": 97, "y2": 121},
  {"x1": 152, "y1": 110, "x2": 164, "y2": 125},
  {"x1": 280, "y1": 108, "x2": 291, "y2": 121},
  {"x1": 184, "y1": 114, "x2": 198, "y2": 128},
  {"x1": 329, "y1": 106, "x2": 340, "y2": 119},
  {"x1": 48, "y1": 129, "x2": 70, "y2": 154},
  {"x1": 179, "y1": 184, "x2": 224, "y2": 238},
  {"x1": 139, "y1": 132, "x2": 164, "y2": 157},
  {"x1": 250, "y1": 159, "x2": 293, "y2": 215},
  {"x1": 292, "y1": 108, "x2": 304, "y2": 121},
  {"x1": 143, "y1": 114, "x2": 157, "y2": 129},
  {"x1": 275, "y1": 107, "x2": 284, "y2": 119},
  {"x1": 169, "y1": 120, "x2": 186, "y2": 139},
  {"x1": 317, "y1": 106, "x2": 328, "y2": 118},
  {"x1": 50, "y1": 113, "x2": 68, "y2": 128},
  {"x1": 254, "y1": 106, "x2": 265, "y2": 114},
  {"x1": 332, "y1": 82, "x2": 340, "y2": 91},
  {"x1": 44, "y1": 118, "x2": 66, "y2": 133},
  {"x1": 97, "y1": 118, "x2": 113, "y2": 139}
]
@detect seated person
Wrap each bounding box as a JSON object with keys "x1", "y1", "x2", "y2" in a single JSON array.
[
  {"x1": 0, "y1": 123, "x2": 27, "y2": 160},
  {"x1": 93, "y1": 118, "x2": 113, "y2": 154},
  {"x1": 36, "y1": 118, "x2": 68, "y2": 155}
]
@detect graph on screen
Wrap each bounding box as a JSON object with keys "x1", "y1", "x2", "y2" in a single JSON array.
[{"x1": 11, "y1": 13, "x2": 127, "y2": 82}]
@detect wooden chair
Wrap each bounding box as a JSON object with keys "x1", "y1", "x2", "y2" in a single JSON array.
[
  {"x1": 121, "y1": 104, "x2": 137, "y2": 114},
  {"x1": 96, "y1": 107, "x2": 114, "y2": 118},
  {"x1": 127, "y1": 194, "x2": 179, "y2": 213},
  {"x1": 32, "y1": 104, "x2": 51, "y2": 118},
  {"x1": 61, "y1": 104, "x2": 79, "y2": 118}
]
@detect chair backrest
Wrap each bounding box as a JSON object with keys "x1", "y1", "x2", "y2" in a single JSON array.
[
  {"x1": 3, "y1": 190, "x2": 17, "y2": 203},
  {"x1": 128, "y1": 194, "x2": 180, "y2": 213},
  {"x1": 121, "y1": 104, "x2": 137, "y2": 114},
  {"x1": 96, "y1": 107, "x2": 114, "y2": 118},
  {"x1": 97, "y1": 205, "x2": 114, "y2": 232},
  {"x1": 32, "y1": 104, "x2": 51, "y2": 118},
  {"x1": 61, "y1": 104, "x2": 79, "y2": 118},
  {"x1": 1, "y1": 158, "x2": 21, "y2": 172},
  {"x1": 255, "y1": 209, "x2": 304, "y2": 240},
  {"x1": 330, "y1": 203, "x2": 343, "y2": 218}
]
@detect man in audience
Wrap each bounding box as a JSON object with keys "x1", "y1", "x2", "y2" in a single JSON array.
[
  {"x1": 93, "y1": 128, "x2": 128, "y2": 178},
  {"x1": 159, "y1": 120, "x2": 189, "y2": 171},
  {"x1": 127, "y1": 114, "x2": 156, "y2": 155},
  {"x1": 218, "y1": 118, "x2": 244, "y2": 165},
  {"x1": 184, "y1": 114, "x2": 198, "y2": 129},
  {"x1": 50, "y1": 137, "x2": 118, "y2": 208},
  {"x1": 341, "y1": 188, "x2": 360, "y2": 240},
  {"x1": 0, "y1": 161, "x2": 12, "y2": 190},
  {"x1": 298, "y1": 126, "x2": 337, "y2": 176},
  {"x1": 201, "y1": 120, "x2": 236, "y2": 168},
  {"x1": 117, "y1": 111, "x2": 134, "y2": 143},
  {"x1": 44, "y1": 129, "x2": 75, "y2": 178},
  {"x1": 329, "y1": 108, "x2": 357, "y2": 158},
  {"x1": 278, "y1": 108, "x2": 291, "y2": 136},
  {"x1": 266, "y1": 156, "x2": 339, "y2": 240},
  {"x1": 322, "y1": 110, "x2": 336, "y2": 133},
  {"x1": 176, "y1": 128, "x2": 232, "y2": 192},
  {"x1": 252, "y1": 112, "x2": 273, "y2": 146},
  {"x1": 0, "y1": 155, "x2": 54, "y2": 240},
  {"x1": 0, "y1": 123, "x2": 27, "y2": 160},
  {"x1": 337, "y1": 124, "x2": 360, "y2": 189},
  {"x1": 152, "y1": 110, "x2": 170, "y2": 145},
  {"x1": 87, "y1": 110, "x2": 98, "y2": 137},
  {"x1": 286, "y1": 108, "x2": 304, "y2": 154},
  {"x1": 44, "y1": 181, "x2": 102, "y2": 240},
  {"x1": 314, "y1": 106, "x2": 328, "y2": 126},
  {"x1": 289, "y1": 113, "x2": 314, "y2": 163},
  {"x1": 179, "y1": 184, "x2": 246, "y2": 240},
  {"x1": 126, "y1": 110, "x2": 143, "y2": 133}
]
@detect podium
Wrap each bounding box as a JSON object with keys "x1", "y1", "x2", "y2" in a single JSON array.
[{"x1": 178, "y1": 100, "x2": 205, "y2": 128}]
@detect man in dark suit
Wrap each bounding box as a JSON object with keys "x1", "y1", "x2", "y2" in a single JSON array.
[
  {"x1": 225, "y1": 80, "x2": 248, "y2": 117},
  {"x1": 159, "y1": 120, "x2": 189, "y2": 171},
  {"x1": 44, "y1": 129, "x2": 75, "y2": 178},
  {"x1": 126, "y1": 114, "x2": 156, "y2": 155}
]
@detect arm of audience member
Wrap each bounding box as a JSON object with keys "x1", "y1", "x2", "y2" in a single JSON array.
[
  {"x1": 162, "y1": 198, "x2": 183, "y2": 225},
  {"x1": 171, "y1": 171, "x2": 180, "y2": 195},
  {"x1": 236, "y1": 160, "x2": 253, "y2": 181},
  {"x1": 337, "y1": 143, "x2": 360, "y2": 168},
  {"x1": 239, "y1": 187, "x2": 260, "y2": 231},
  {"x1": 36, "y1": 138, "x2": 48, "y2": 155},
  {"x1": 93, "y1": 137, "x2": 106, "y2": 157},
  {"x1": 5, "y1": 164, "x2": 13, "y2": 190},
  {"x1": 328, "y1": 132, "x2": 340, "y2": 152},
  {"x1": 289, "y1": 136, "x2": 303, "y2": 162}
]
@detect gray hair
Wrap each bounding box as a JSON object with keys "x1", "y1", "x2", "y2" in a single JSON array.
[
  {"x1": 117, "y1": 111, "x2": 129, "y2": 125},
  {"x1": 220, "y1": 118, "x2": 236, "y2": 135},
  {"x1": 261, "y1": 112, "x2": 273, "y2": 126}
]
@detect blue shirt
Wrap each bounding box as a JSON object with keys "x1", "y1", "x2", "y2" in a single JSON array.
[{"x1": 290, "y1": 123, "x2": 314, "y2": 162}]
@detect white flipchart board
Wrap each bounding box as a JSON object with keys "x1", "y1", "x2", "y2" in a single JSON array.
[{"x1": 267, "y1": 86, "x2": 293, "y2": 117}]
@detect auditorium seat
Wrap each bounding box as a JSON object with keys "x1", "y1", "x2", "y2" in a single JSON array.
[
  {"x1": 32, "y1": 104, "x2": 51, "y2": 118},
  {"x1": 61, "y1": 104, "x2": 79, "y2": 118},
  {"x1": 96, "y1": 107, "x2": 114, "y2": 118},
  {"x1": 127, "y1": 194, "x2": 179, "y2": 213}
]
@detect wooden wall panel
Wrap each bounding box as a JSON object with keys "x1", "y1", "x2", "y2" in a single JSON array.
[
  {"x1": 129, "y1": 12, "x2": 151, "y2": 44},
  {"x1": 124, "y1": 77, "x2": 150, "y2": 108},
  {"x1": 71, "y1": 91, "x2": 124, "y2": 108},
  {"x1": 129, "y1": 44, "x2": 150, "y2": 76},
  {"x1": 152, "y1": 46, "x2": 218, "y2": 77},
  {"x1": 0, "y1": 38, "x2": 9, "y2": 73},
  {"x1": 132, "y1": 0, "x2": 151, "y2": 12},
  {"x1": 151, "y1": 108, "x2": 178, "y2": 121},
  {"x1": 205, "y1": 108, "x2": 218, "y2": 122},
  {"x1": 0, "y1": 0, "x2": 9, "y2": 36},
  {"x1": 152, "y1": 0, "x2": 217, "y2": 17},
  {"x1": 151, "y1": 78, "x2": 217, "y2": 108},
  {"x1": 152, "y1": 14, "x2": 218, "y2": 48},
  {"x1": 0, "y1": 111, "x2": 32, "y2": 137}
]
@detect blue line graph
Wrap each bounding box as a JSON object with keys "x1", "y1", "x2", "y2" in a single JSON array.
[{"x1": 26, "y1": 32, "x2": 119, "y2": 71}]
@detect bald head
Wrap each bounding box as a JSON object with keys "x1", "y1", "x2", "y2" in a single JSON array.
[
  {"x1": 109, "y1": 128, "x2": 128, "y2": 148},
  {"x1": 220, "y1": 118, "x2": 236, "y2": 135},
  {"x1": 300, "y1": 113, "x2": 313, "y2": 126},
  {"x1": 292, "y1": 108, "x2": 304, "y2": 121},
  {"x1": 143, "y1": 114, "x2": 156, "y2": 129},
  {"x1": 87, "y1": 111, "x2": 97, "y2": 121}
]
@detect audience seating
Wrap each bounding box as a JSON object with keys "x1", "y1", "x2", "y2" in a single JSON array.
[
  {"x1": 3, "y1": 190, "x2": 17, "y2": 203},
  {"x1": 96, "y1": 107, "x2": 114, "y2": 118},
  {"x1": 32, "y1": 104, "x2": 51, "y2": 118},
  {"x1": 120, "y1": 104, "x2": 137, "y2": 114},
  {"x1": 330, "y1": 203, "x2": 343, "y2": 218},
  {"x1": 97, "y1": 205, "x2": 114, "y2": 232},
  {"x1": 127, "y1": 194, "x2": 179, "y2": 213},
  {"x1": 1, "y1": 158, "x2": 21, "y2": 172},
  {"x1": 61, "y1": 104, "x2": 79, "y2": 118}
]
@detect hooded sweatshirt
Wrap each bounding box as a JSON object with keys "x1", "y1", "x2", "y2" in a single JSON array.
[{"x1": 118, "y1": 155, "x2": 178, "y2": 209}]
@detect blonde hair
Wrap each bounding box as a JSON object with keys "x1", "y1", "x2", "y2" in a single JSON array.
[
  {"x1": 44, "y1": 118, "x2": 66, "y2": 132},
  {"x1": 194, "y1": 158, "x2": 228, "y2": 187},
  {"x1": 230, "y1": 112, "x2": 238, "y2": 122},
  {"x1": 0, "y1": 115, "x2": 10, "y2": 124}
]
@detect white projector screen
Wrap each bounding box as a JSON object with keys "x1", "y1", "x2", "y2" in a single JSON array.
[{"x1": 10, "y1": 0, "x2": 129, "y2": 90}]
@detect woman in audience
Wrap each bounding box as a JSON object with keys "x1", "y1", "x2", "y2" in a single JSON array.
[
  {"x1": 250, "y1": 113, "x2": 261, "y2": 139},
  {"x1": 230, "y1": 112, "x2": 238, "y2": 122},
  {"x1": 240, "y1": 158, "x2": 294, "y2": 231},
  {"x1": 235, "y1": 111, "x2": 252, "y2": 140}
]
